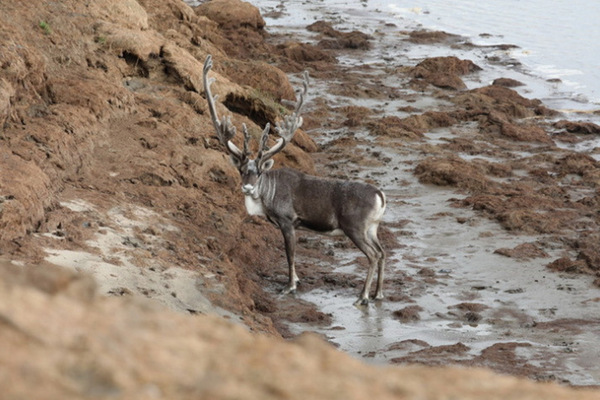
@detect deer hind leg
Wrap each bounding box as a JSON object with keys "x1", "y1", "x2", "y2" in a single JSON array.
[
  {"x1": 347, "y1": 228, "x2": 384, "y2": 306},
  {"x1": 280, "y1": 223, "x2": 299, "y2": 294},
  {"x1": 374, "y1": 231, "x2": 385, "y2": 300},
  {"x1": 370, "y1": 223, "x2": 386, "y2": 300}
]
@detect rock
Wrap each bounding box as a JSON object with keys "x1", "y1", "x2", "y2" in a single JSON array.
[
  {"x1": 318, "y1": 31, "x2": 372, "y2": 50},
  {"x1": 222, "y1": 60, "x2": 296, "y2": 102},
  {"x1": 340, "y1": 105, "x2": 373, "y2": 127},
  {"x1": 492, "y1": 78, "x2": 525, "y2": 87},
  {"x1": 391, "y1": 343, "x2": 471, "y2": 364},
  {"x1": 555, "y1": 153, "x2": 600, "y2": 185},
  {"x1": 403, "y1": 111, "x2": 458, "y2": 132},
  {"x1": 368, "y1": 112, "x2": 456, "y2": 139},
  {"x1": 497, "y1": 209, "x2": 569, "y2": 234},
  {"x1": 278, "y1": 42, "x2": 336, "y2": 64},
  {"x1": 449, "y1": 85, "x2": 556, "y2": 142},
  {"x1": 462, "y1": 193, "x2": 575, "y2": 235},
  {"x1": 416, "y1": 57, "x2": 482, "y2": 76},
  {"x1": 494, "y1": 243, "x2": 550, "y2": 260},
  {"x1": 369, "y1": 115, "x2": 424, "y2": 139},
  {"x1": 196, "y1": 0, "x2": 265, "y2": 30},
  {"x1": 483, "y1": 111, "x2": 553, "y2": 143},
  {"x1": 393, "y1": 305, "x2": 424, "y2": 322},
  {"x1": 307, "y1": 20, "x2": 372, "y2": 50},
  {"x1": 454, "y1": 85, "x2": 554, "y2": 119},
  {"x1": 547, "y1": 257, "x2": 588, "y2": 274},
  {"x1": 554, "y1": 120, "x2": 600, "y2": 135},
  {"x1": 414, "y1": 156, "x2": 490, "y2": 192},
  {"x1": 411, "y1": 56, "x2": 481, "y2": 90},
  {"x1": 291, "y1": 129, "x2": 319, "y2": 153},
  {"x1": 405, "y1": 29, "x2": 460, "y2": 44},
  {"x1": 576, "y1": 233, "x2": 600, "y2": 271},
  {"x1": 450, "y1": 303, "x2": 489, "y2": 313},
  {"x1": 306, "y1": 21, "x2": 337, "y2": 35}
]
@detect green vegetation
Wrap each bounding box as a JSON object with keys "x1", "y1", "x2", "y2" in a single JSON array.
[
  {"x1": 38, "y1": 20, "x2": 51, "y2": 35},
  {"x1": 251, "y1": 88, "x2": 287, "y2": 115}
]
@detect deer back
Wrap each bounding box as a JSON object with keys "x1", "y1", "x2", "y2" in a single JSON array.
[{"x1": 256, "y1": 168, "x2": 385, "y2": 233}]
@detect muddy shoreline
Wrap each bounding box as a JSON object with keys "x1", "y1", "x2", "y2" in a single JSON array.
[{"x1": 246, "y1": 0, "x2": 600, "y2": 387}]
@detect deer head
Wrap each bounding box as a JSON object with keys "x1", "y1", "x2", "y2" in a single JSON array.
[{"x1": 203, "y1": 55, "x2": 308, "y2": 196}]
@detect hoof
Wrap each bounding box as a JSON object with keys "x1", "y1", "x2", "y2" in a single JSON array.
[
  {"x1": 353, "y1": 298, "x2": 369, "y2": 307},
  {"x1": 280, "y1": 287, "x2": 297, "y2": 295}
]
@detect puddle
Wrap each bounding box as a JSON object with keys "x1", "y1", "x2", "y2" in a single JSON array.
[{"x1": 555, "y1": 137, "x2": 600, "y2": 161}]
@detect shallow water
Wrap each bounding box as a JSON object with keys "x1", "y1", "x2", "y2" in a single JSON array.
[
  {"x1": 380, "y1": 0, "x2": 600, "y2": 106},
  {"x1": 285, "y1": 120, "x2": 600, "y2": 384},
  {"x1": 291, "y1": 163, "x2": 600, "y2": 384},
  {"x1": 186, "y1": 0, "x2": 600, "y2": 385},
  {"x1": 189, "y1": 0, "x2": 600, "y2": 110},
  {"x1": 250, "y1": 0, "x2": 600, "y2": 110},
  {"x1": 237, "y1": 0, "x2": 600, "y2": 385}
]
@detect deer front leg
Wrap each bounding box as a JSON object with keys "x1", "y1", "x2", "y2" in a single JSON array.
[{"x1": 280, "y1": 224, "x2": 299, "y2": 294}]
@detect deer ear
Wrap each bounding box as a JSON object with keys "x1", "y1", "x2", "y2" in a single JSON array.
[{"x1": 261, "y1": 159, "x2": 275, "y2": 171}]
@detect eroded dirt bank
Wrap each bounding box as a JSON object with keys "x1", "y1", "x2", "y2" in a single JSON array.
[
  {"x1": 1, "y1": 0, "x2": 599, "y2": 397},
  {"x1": 4, "y1": 259, "x2": 599, "y2": 399}
]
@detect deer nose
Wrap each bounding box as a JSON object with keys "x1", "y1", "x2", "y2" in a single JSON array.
[{"x1": 242, "y1": 184, "x2": 254, "y2": 195}]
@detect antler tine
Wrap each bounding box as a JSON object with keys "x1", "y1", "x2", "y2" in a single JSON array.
[
  {"x1": 203, "y1": 55, "x2": 245, "y2": 160},
  {"x1": 256, "y1": 123, "x2": 272, "y2": 159},
  {"x1": 219, "y1": 115, "x2": 237, "y2": 144},
  {"x1": 256, "y1": 71, "x2": 309, "y2": 166},
  {"x1": 275, "y1": 71, "x2": 309, "y2": 142},
  {"x1": 298, "y1": 71, "x2": 309, "y2": 113},
  {"x1": 241, "y1": 123, "x2": 252, "y2": 155},
  {"x1": 203, "y1": 55, "x2": 220, "y2": 138}
]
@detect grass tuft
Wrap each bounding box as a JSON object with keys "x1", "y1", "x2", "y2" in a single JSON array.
[{"x1": 39, "y1": 20, "x2": 52, "y2": 35}]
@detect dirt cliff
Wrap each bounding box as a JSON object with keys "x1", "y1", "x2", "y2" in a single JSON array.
[{"x1": 0, "y1": 0, "x2": 318, "y2": 334}]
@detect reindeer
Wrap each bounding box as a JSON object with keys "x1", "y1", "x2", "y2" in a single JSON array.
[{"x1": 202, "y1": 55, "x2": 386, "y2": 306}]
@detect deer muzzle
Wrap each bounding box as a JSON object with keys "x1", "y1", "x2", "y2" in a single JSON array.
[{"x1": 242, "y1": 184, "x2": 257, "y2": 197}]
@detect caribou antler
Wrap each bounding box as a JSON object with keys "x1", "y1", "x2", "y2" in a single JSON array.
[
  {"x1": 257, "y1": 71, "x2": 309, "y2": 167},
  {"x1": 203, "y1": 55, "x2": 247, "y2": 162},
  {"x1": 204, "y1": 54, "x2": 309, "y2": 167}
]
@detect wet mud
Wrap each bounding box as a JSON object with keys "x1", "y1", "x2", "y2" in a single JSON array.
[{"x1": 251, "y1": 0, "x2": 600, "y2": 387}]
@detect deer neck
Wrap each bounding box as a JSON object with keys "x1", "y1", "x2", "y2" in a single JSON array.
[
  {"x1": 244, "y1": 193, "x2": 266, "y2": 216},
  {"x1": 242, "y1": 174, "x2": 272, "y2": 217}
]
